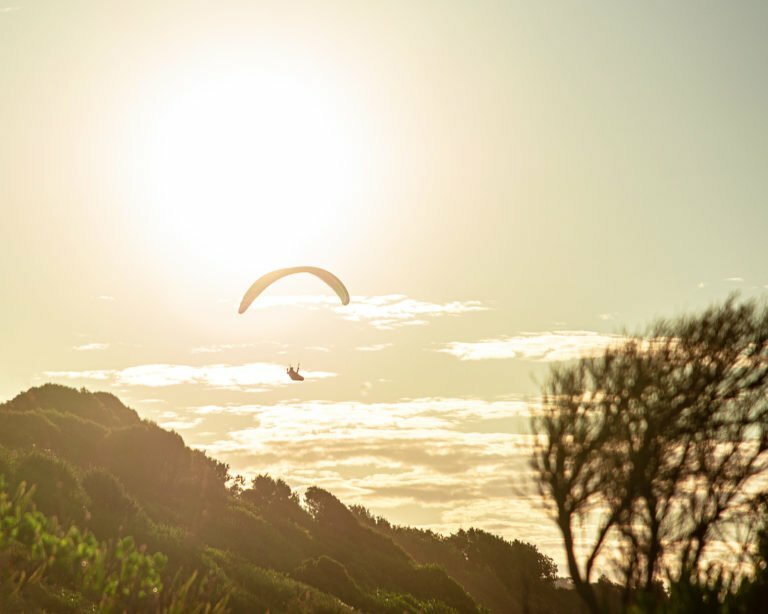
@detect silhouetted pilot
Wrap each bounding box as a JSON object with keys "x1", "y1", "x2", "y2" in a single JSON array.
[{"x1": 287, "y1": 365, "x2": 304, "y2": 381}]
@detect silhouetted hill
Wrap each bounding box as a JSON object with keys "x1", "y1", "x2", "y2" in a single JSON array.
[
  {"x1": 1, "y1": 383, "x2": 140, "y2": 427},
  {"x1": 0, "y1": 385, "x2": 583, "y2": 613}
]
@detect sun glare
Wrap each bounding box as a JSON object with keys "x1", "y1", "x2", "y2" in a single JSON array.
[{"x1": 131, "y1": 65, "x2": 372, "y2": 277}]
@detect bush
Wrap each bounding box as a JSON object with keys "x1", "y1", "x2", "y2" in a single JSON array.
[
  {"x1": 0, "y1": 474, "x2": 229, "y2": 613},
  {"x1": 12, "y1": 451, "x2": 89, "y2": 526},
  {"x1": 294, "y1": 555, "x2": 367, "y2": 609},
  {"x1": 82, "y1": 468, "x2": 142, "y2": 537}
]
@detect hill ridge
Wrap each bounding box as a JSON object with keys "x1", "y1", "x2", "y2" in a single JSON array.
[{"x1": 0, "y1": 384, "x2": 573, "y2": 613}]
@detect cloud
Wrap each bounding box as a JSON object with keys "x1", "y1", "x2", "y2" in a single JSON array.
[
  {"x1": 190, "y1": 397, "x2": 534, "y2": 422},
  {"x1": 355, "y1": 343, "x2": 393, "y2": 352},
  {"x1": 0, "y1": 7, "x2": 20, "y2": 13},
  {"x1": 181, "y1": 395, "x2": 557, "y2": 567},
  {"x1": 190, "y1": 398, "x2": 537, "y2": 493},
  {"x1": 159, "y1": 417, "x2": 204, "y2": 431},
  {"x1": 45, "y1": 369, "x2": 113, "y2": 381},
  {"x1": 44, "y1": 362, "x2": 336, "y2": 390},
  {"x1": 598, "y1": 313, "x2": 615, "y2": 321},
  {"x1": 96, "y1": 295, "x2": 116, "y2": 301},
  {"x1": 190, "y1": 343, "x2": 254, "y2": 354},
  {"x1": 341, "y1": 295, "x2": 487, "y2": 330},
  {"x1": 725, "y1": 277, "x2": 744, "y2": 283},
  {"x1": 242, "y1": 294, "x2": 487, "y2": 330},
  {"x1": 305, "y1": 345, "x2": 332, "y2": 353},
  {"x1": 72, "y1": 343, "x2": 110, "y2": 351},
  {"x1": 438, "y1": 331, "x2": 628, "y2": 362}
]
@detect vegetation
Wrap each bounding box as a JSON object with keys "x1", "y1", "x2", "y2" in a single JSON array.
[
  {"x1": 6, "y1": 298, "x2": 766, "y2": 612},
  {"x1": 0, "y1": 383, "x2": 576, "y2": 612},
  {"x1": 350, "y1": 506, "x2": 570, "y2": 613},
  {"x1": 533, "y1": 297, "x2": 768, "y2": 612},
  {"x1": 0, "y1": 475, "x2": 228, "y2": 613}
]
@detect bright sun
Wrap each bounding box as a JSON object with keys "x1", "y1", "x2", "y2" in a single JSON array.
[{"x1": 131, "y1": 63, "x2": 372, "y2": 279}]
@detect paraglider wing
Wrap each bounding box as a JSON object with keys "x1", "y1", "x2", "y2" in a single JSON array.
[{"x1": 238, "y1": 266, "x2": 350, "y2": 314}]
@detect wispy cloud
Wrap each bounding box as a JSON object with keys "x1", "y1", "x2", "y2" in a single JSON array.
[
  {"x1": 305, "y1": 345, "x2": 332, "y2": 353},
  {"x1": 355, "y1": 343, "x2": 393, "y2": 352},
  {"x1": 598, "y1": 313, "x2": 615, "y2": 321},
  {"x1": 190, "y1": 397, "x2": 534, "y2": 421},
  {"x1": 438, "y1": 331, "x2": 627, "y2": 362},
  {"x1": 191, "y1": 397, "x2": 537, "y2": 498},
  {"x1": 725, "y1": 277, "x2": 744, "y2": 283},
  {"x1": 190, "y1": 343, "x2": 253, "y2": 354},
  {"x1": 45, "y1": 362, "x2": 335, "y2": 390},
  {"x1": 158, "y1": 417, "x2": 204, "y2": 431},
  {"x1": 72, "y1": 343, "x2": 110, "y2": 352},
  {"x1": 45, "y1": 369, "x2": 113, "y2": 381},
  {"x1": 181, "y1": 395, "x2": 553, "y2": 566},
  {"x1": 242, "y1": 294, "x2": 487, "y2": 330},
  {"x1": 0, "y1": 7, "x2": 20, "y2": 13},
  {"x1": 341, "y1": 295, "x2": 487, "y2": 330}
]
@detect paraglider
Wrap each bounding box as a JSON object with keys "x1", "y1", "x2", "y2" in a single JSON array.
[
  {"x1": 239, "y1": 267, "x2": 350, "y2": 382},
  {"x1": 238, "y1": 266, "x2": 349, "y2": 314},
  {"x1": 286, "y1": 364, "x2": 304, "y2": 381}
]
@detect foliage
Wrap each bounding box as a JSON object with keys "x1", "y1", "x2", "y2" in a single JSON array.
[
  {"x1": 240, "y1": 473, "x2": 310, "y2": 530},
  {"x1": 351, "y1": 506, "x2": 572, "y2": 613},
  {"x1": 532, "y1": 297, "x2": 768, "y2": 612},
  {"x1": 449, "y1": 528, "x2": 558, "y2": 586},
  {"x1": 305, "y1": 486, "x2": 360, "y2": 528},
  {"x1": 0, "y1": 475, "x2": 229, "y2": 612},
  {"x1": 245, "y1": 474, "x2": 299, "y2": 507},
  {"x1": 0, "y1": 383, "x2": 579, "y2": 612},
  {"x1": 293, "y1": 555, "x2": 368, "y2": 609},
  {"x1": 206, "y1": 548, "x2": 352, "y2": 612},
  {"x1": 11, "y1": 450, "x2": 90, "y2": 526}
]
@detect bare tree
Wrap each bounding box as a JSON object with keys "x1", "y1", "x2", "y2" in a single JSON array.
[{"x1": 532, "y1": 297, "x2": 768, "y2": 612}]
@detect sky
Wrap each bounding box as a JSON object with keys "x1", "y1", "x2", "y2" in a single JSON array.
[{"x1": 2, "y1": 0, "x2": 767, "y2": 574}]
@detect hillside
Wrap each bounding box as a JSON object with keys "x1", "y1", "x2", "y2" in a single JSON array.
[{"x1": 0, "y1": 384, "x2": 583, "y2": 613}]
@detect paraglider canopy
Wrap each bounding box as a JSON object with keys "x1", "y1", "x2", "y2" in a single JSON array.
[{"x1": 239, "y1": 266, "x2": 350, "y2": 314}]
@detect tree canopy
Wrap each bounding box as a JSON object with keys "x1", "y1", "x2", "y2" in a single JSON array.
[{"x1": 533, "y1": 297, "x2": 768, "y2": 612}]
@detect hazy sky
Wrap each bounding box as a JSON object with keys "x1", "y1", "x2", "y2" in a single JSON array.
[{"x1": 2, "y1": 0, "x2": 767, "y2": 572}]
